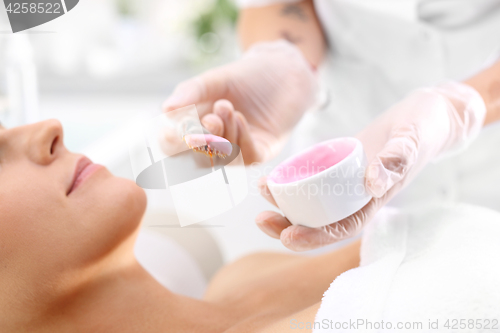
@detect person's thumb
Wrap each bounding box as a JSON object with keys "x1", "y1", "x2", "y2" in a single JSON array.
[
  {"x1": 163, "y1": 68, "x2": 230, "y2": 112},
  {"x1": 280, "y1": 225, "x2": 341, "y2": 252},
  {"x1": 365, "y1": 124, "x2": 420, "y2": 198}
]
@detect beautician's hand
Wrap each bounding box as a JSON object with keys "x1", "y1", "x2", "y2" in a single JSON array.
[
  {"x1": 163, "y1": 40, "x2": 317, "y2": 164},
  {"x1": 256, "y1": 81, "x2": 487, "y2": 251}
]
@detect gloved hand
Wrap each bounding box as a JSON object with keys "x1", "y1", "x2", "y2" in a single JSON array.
[
  {"x1": 163, "y1": 40, "x2": 318, "y2": 164},
  {"x1": 256, "y1": 81, "x2": 487, "y2": 251}
]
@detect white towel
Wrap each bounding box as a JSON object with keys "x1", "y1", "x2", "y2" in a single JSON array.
[
  {"x1": 134, "y1": 229, "x2": 207, "y2": 299},
  {"x1": 314, "y1": 203, "x2": 500, "y2": 332}
]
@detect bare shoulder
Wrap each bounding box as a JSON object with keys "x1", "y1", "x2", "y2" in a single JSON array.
[
  {"x1": 205, "y1": 251, "x2": 306, "y2": 301},
  {"x1": 224, "y1": 302, "x2": 321, "y2": 333},
  {"x1": 261, "y1": 303, "x2": 321, "y2": 333}
]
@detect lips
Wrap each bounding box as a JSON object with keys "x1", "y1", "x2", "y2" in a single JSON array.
[{"x1": 67, "y1": 156, "x2": 103, "y2": 195}]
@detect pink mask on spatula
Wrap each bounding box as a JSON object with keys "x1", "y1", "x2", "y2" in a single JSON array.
[{"x1": 183, "y1": 134, "x2": 233, "y2": 158}]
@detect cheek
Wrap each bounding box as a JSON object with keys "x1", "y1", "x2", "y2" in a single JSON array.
[{"x1": 0, "y1": 169, "x2": 66, "y2": 264}]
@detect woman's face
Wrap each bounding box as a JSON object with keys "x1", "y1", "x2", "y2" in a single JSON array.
[{"x1": 0, "y1": 120, "x2": 146, "y2": 280}]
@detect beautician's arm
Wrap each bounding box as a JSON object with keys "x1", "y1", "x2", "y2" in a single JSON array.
[
  {"x1": 238, "y1": 0, "x2": 327, "y2": 67},
  {"x1": 466, "y1": 59, "x2": 500, "y2": 126}
]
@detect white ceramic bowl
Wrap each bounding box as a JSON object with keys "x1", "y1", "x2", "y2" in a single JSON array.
[{"x1": 267, "y1": 137, "x2": 372, "y2": 228}]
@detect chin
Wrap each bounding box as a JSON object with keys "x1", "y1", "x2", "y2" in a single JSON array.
[
  {"x1": 108, "y1": 176, "x2": 147, "y2": 231},
  {"x1": 76, "y1": 173, "x2": 147, "y2": 260}
]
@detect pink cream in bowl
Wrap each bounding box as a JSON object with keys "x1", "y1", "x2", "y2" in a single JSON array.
[
  {"x1": 268, "y1": 138, "x2": 357, "y2": 184},
  {"x1": 266, "y1": 137, "x2": 371, "y2": 228}
]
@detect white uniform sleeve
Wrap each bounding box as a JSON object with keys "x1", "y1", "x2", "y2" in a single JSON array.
[{"x1": 236, "y1": 0, "x2": 302, "y2": 9}]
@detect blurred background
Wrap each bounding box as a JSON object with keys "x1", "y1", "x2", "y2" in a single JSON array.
[{"x1": 0, "y1": 0, "x2": 240, "y2": 152}]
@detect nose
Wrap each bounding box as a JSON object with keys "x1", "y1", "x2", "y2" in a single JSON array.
[{"x1": 28, "y1": 119, "x2": 65, "y2": 165}]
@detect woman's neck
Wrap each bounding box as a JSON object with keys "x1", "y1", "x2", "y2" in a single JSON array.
[
  {"x1": 58, "y1": 262, "x2": 235, "y2": 333},
  {"x1": 3, "y1": 255, "x2": 233, "y2": 333}
]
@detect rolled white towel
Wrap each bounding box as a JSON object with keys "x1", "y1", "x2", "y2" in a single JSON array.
[{"x1": 314, "y1": 203, "x2": 500, "y2": 332}]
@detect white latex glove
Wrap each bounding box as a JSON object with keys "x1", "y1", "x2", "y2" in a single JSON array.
[
  {"x1": 256, "y1": 81, "x2": 487, "y2": 251},
  {"x1": 163, "y1": 40, "x2": 318, "y2": 164}
]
